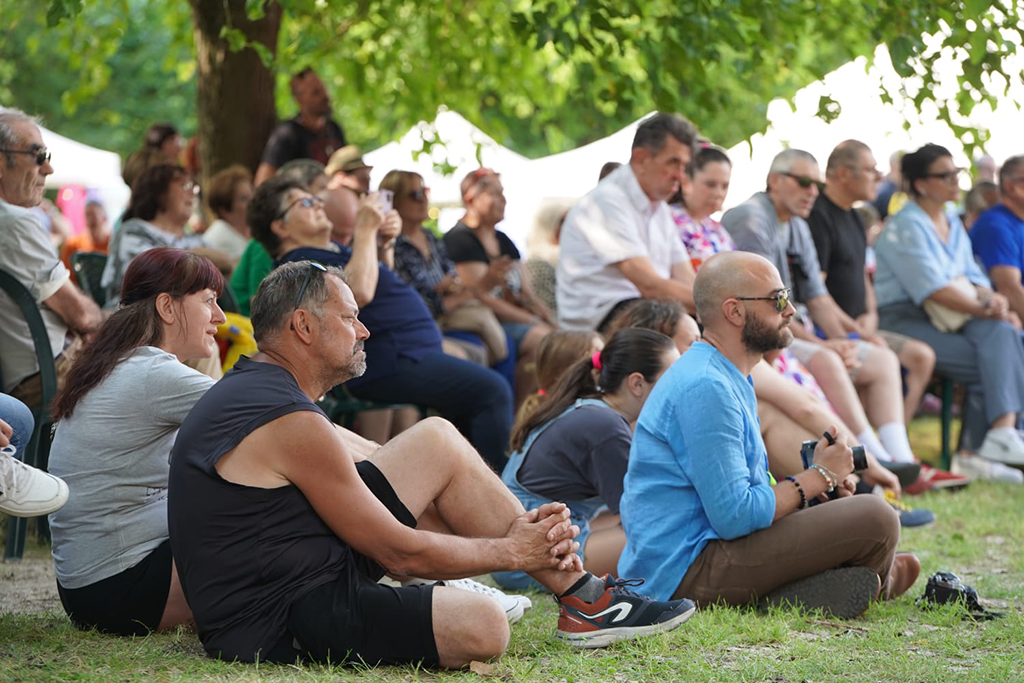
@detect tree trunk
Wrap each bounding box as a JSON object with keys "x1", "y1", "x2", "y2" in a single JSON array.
[{"x1": 189, "y1": 0, "x2": 282, "y2": 189}]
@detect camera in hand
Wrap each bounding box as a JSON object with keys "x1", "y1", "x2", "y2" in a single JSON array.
[{"x1": 800, "y1": 440, "x2": 868, "y2": 472}]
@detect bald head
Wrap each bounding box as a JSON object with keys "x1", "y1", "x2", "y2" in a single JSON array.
[{"x1": 694, "y1": 252, "x2": 781, "y2": 327}]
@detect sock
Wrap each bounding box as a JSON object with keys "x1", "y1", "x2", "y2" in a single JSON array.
[
  {"x1": 878, "y1": 422, "x2": 916, "y2": 463},
  {"x1": 560, "y1": 572, "x2": 605, "y2": 602},
  {"x1": 857, "y1": 429, "x2": 893, "y2": 463}
]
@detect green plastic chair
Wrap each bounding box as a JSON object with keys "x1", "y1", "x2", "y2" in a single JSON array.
[
  {"x1": 0, "y1": 269, "x2": 59, "y2": 561},
  {"x1": 70, "y1": 251, "x2": 109, "y2": 308}
]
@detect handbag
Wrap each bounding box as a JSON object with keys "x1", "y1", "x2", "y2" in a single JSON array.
[
  {"x1": 439, "y1": 299, "x2": 509, "y2": 365},
  {"x1": 922, "y1": 276, "x2": 975, "y2": 333}
]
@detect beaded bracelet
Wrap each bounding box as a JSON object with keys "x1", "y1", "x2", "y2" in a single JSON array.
[
  {"x1": 784, "y1": 475, "x2": 807, "y2": 509},
  {"x1": 809, "y1": 464, "x2": 836, "y2": 492}
]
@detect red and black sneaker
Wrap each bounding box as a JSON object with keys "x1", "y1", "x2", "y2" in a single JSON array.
[{"x1": 555, "y1": 575, "x2": 696, "y2": 648}]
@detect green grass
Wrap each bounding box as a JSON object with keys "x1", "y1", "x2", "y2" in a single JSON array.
[{"x1": 2, "y1": 417, "x2": 1022, "y2": 682}]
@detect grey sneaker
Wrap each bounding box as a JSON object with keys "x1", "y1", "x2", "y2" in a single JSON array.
[
  {"x1": 951, "y1": 453, "x2": 1024, "y2": 484},
  {"x1": 976, "y1": 428, "x2": 1024, "y2": 466},
  {"x1": 0, "y1": 446, "x2": 70, "y2": 517}
]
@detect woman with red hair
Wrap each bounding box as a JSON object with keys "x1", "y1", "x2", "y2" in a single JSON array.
[{"x1": 48, "y1": 248, "x2": 226, "y2": 636}]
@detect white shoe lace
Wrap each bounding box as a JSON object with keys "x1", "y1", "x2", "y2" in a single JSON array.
[{"x1": 0, "y1": 446, "x2": 22, "y2": 499}]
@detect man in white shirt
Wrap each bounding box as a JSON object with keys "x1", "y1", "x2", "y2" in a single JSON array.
[
  {"x1": 557, "y1": 113, "x2": 698, "y2": 331},
  {"x1": 0, "y1": 108, "x2": 102, "y2": 408}
]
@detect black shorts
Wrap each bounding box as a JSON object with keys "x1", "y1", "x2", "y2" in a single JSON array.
[
  {"x1": 284, "y1": 460, "x2": 439, "y2": 667},
  {"x1": 56, "y1": 540, "x2": 172, "y2": 636}
]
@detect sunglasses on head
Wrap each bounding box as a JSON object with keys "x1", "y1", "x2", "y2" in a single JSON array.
[
  {"x1": 1, "y1": 147, "x2": 51, "y2": 166},
  {"x1": 782, "y1": 172, "x2": 825, "y2": 191},
  {"x1": 293, "y1": 261, "x2": 329, "y2": 311},
  {"x1": 735, "y1": 287, "x2": 792, "y2": 314}
]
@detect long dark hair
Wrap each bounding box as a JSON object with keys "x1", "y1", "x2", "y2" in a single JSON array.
[
  {"x1": 52, "y1": 248, "x2": 223, "y2": 420},
  {"x1": 509, "y1": 328, "x2": 675, "y2": 452},
  {"x1": 670, "y1": 145, "x2": 731, "y2": 206},
  {"x1": 123, "y1": 164, "x2": 188, "y2": 222}
]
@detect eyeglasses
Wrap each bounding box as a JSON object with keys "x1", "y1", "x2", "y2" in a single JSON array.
[
  {"x1": 1, "y1": 147, "x2": 51, "y2": 166},
  {"x1": 735, "y1": 287, "x2": 792, "y2": 314},
  {"x1": 293, "y1": 261, "x2": 328, "y2": 311},
  {"x1": 782, "y1": 173, "x2": 825, "y2": 191},
  {"x1": 276, "y1": 194, "x2": 324, "y2": 221},
  {"x1": 408, "y1": 188, "x2": 430, "y2": 201},
  {"x1": 925, "y1": 169, "x2": 965, "y2": 184},
  {"x1": 176, "y1": 178, "x2": 197, "y2": 195}
]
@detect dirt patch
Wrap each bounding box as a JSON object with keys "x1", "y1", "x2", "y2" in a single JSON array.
[{"x1": 0, "y1": 553, "x2": 61, "y2": 615}]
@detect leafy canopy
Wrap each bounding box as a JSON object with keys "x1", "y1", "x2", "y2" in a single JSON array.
[{"x1": 3, "y1": 0, "x2": 1020, "y2": 158}]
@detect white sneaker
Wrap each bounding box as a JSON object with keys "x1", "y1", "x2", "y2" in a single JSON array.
[
  {"x1": 440, "y1": 578, "x2": 533, "y2": 624},
  {"x1": 951, "y1": 452, "x2": 1024, "y2": 484},
  {"x1": 0, "y1": 446, "x2": 70, "y2": 517},
  {"x1": 977, "y1": 428, "x2": 1024, "y2": 466}
]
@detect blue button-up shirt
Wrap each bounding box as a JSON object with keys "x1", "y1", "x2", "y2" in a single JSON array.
[
  {"x1": 618, "y1": 341, "x2": 775, "y2": 600},
  {"x1": 874, "y1": 201, "x2": 990, "y2": 308}
]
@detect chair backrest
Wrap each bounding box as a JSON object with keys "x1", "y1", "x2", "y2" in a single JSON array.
[
  {"x1": 70, "y1": 251, "x2": 109, "y2": 308},
  {"x1": 0, "y1": 269, "x2": 59, "y2": 561},
  {"x1": 0, "y1": 270, "x2": 57, "y2": 414},
  {"x1": 218, "y1": 285, "x2": 240, "y2": 315}
]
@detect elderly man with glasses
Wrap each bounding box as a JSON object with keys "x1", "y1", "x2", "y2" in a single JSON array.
[
  {"x1": 619, "y1": 250, "x2": 920, "y2": 618},
  {"x1": 0, "y1": 107, "x2": 102, "y2": 410}
]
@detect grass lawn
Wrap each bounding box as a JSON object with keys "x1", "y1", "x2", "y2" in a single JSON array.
[{"x1": 1, "y1": 417, "x2": 1021, "y2": 682}]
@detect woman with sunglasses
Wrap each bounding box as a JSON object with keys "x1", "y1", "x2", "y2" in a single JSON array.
[
  {"x1": 381, "y1": 170, "x2": 509, "y2": 368},
  {"x1": 101, "y1": 164, "x2": 232, "y2": 308},
  {"x1": 875, "y1": 144, "x2": 1024, "y2": 482},
  {"x1": 48, "y1": 248, "x2": 225, "y2": 636}
]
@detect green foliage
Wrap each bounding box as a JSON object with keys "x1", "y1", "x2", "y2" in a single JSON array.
[{"x1": 1, "y1": 0, "x2": 1021, "y2": 160}]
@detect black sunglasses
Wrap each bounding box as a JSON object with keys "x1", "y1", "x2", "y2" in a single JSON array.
[
  {"x1": 735, "y1": 287, "x2": 792, "y2": 314},
  {"x1": 1, "y1": 147, "x2": 51, "y2": 166},
  {"x1": 276, "y1": 194, "x2": 323, "y2": 221},
  {"x1": 293, "y1": 261, "x2": 328, "y2": 311},
  {"x1": 408, "y1": 188, "x2": 430, "y2": 201},
  {"x1": 925, "y1": 169, "x2": 964, "y2": 183},
  {"x1": 782, "y1": 172, "x2": 825, "y2": 191}
]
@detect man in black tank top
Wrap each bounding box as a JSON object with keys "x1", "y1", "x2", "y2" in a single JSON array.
[{"x1": 168, "y1": 261, "x2": 696, "y2": 668}]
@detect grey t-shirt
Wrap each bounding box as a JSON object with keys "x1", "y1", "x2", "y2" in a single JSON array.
[
  {"x1": 722, "y1": 192, "x2": 828, "y2": 304},
  {"x1": 0, "y1": 199, "x2": 70, "y2": 392},
  {"x1": 48, "y1": 346, "x2": 215, "y2": 588},
  {"x1": 517, "y1": 403, "x2": 632, "y2": 513}
]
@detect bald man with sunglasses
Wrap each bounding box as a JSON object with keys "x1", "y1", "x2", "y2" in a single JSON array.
[
  {"x1": 619, "y1": 250, "x2": 919, "y2": 618},
  {"x1": 0, "y1": 108, "x2": 102, "y2": 409}
]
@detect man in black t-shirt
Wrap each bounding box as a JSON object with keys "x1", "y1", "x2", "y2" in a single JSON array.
[
  {"x1": 254, "y1": 68, "x2": 347, "y2": 186},
  {"x1": 808, "y1": 140, "x2": 937, "y2": 428}
]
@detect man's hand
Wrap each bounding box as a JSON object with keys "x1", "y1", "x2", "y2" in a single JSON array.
[
  {"x1": 378, "y1": 209, "x2": 402, "y2": 250},
  {"x1": 811, "y1": 426, "x2": 855, "y2": 481},
  {"x1": 0, "y1": 418, "x2": 12, "y2": 449},
  {"x1": 506, "y1": 502, "x2": 581, "y2": 572},
  {"x1": 822, "y1": 339, "x2": 860, "y2": 371},
  {"x1": 354, "y1": 195, "x2": 385, "y2": 240}
]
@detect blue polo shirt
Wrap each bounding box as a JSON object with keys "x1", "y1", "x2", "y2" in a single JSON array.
[
  {"x1": 971, "y1": 204, "x2": 1024, "y2": 277},
  {"x1": 276, "y1": 244, "x2": 443, "y2": 388},
  {"x1": 618, "y1": 341, "x2": 775, "y2": 600}
]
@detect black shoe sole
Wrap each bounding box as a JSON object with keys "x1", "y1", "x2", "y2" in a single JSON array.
[
  {"x1": 881, "y1": 462, "x2": 922, "y2": 488},
  {"x1": 760, "y1": 567, "x2": 878, "y2": 619}
]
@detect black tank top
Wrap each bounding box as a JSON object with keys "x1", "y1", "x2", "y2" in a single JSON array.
[{"x1": 168, "y1": 357, "x2": 349, "y2": 662}]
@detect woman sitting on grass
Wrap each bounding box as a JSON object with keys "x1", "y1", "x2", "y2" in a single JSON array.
[
  {"x1": 48, "y1": 248, "x2": 225, "y2": 636},
  {"x1": 493, "y1": 328, "x2": 679, "y2": 590}
]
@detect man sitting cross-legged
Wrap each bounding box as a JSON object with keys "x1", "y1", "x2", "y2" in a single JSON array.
[
  {"x1": 618, "y1": 251, "x2": 920, "y2": 618},
  {"x1": 167, "y1": 261, "x2": 695, "y2": 667}
]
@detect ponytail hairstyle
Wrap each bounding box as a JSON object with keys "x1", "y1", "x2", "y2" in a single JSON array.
[
  {"x1": 509, "y1": 328, "x2": 675, "y2": 452},
  {"x1": 52, "y1": 248, "x2": 224, "y2": 421},
  {"x1": 513, "y1": 330, "x2": 602, "y2": 442}
]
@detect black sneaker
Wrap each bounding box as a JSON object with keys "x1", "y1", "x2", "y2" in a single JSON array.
[
  {"x1": 760, "y1": 567, "x2": 879, "y2": 619},
  {"x1": 555, "y1": 575, "x2": 696, "y2": 648}
]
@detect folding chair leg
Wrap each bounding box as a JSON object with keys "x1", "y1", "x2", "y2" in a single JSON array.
[
  {"x1": 940, "y1": 377, "x2": 954, "y2": 471},
  {"x1": 4, "y1": 517, "x2": 27, "y2": 562}
]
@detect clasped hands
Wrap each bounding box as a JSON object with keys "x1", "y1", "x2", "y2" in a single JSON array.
[{"x1": 506, "y1": 501, "x2": 583, "y2": 573}]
